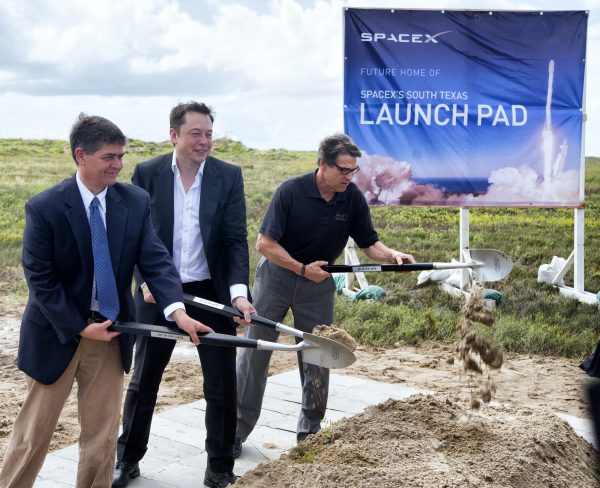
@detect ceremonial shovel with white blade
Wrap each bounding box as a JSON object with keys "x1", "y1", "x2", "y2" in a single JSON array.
[
  {"x1": 109, "y1": 295, "x2": 356, "y2": 369},
  {"x1": 320, "y1": 248, "x2": 513, "y2": 282}
]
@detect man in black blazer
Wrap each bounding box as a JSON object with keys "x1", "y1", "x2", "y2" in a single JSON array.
[
  {"x1": 0, "y1": 114, "x2": 212, "y2": 488},
  {"x1": 113, "y1": 102, "x2": 254, "y2": 488}
]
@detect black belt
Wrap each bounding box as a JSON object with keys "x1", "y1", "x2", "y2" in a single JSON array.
[{"x1": 86, "y1": 310, "x2": 109, "y2": 323}]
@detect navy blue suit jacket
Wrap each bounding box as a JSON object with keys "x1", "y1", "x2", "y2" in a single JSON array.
[
  {"x1": 18, "y1": 175, "x2": 183, "y2": 384},
  {"x1": 132, "y1": 153, "x2": 250, "y2": 324}
]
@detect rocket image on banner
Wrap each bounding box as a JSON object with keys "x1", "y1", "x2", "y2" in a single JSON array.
[{"x1": 542, "y1": 59, "x2": 568, "y2": 182}]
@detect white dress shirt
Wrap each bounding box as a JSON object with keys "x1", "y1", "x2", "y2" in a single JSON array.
[
  {"x1": 171, "y1": 151, "x2": 247, "y2": 303},
  {"x1": 172, "y1": 152, "x2": 210, "y2": 283}
]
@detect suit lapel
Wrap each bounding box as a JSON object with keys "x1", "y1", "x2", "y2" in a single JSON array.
[
  {"x1": 152, "y1": 157, "x2": 175, "y2": 253},
  {"x1": 106, "y1": 186, "x2": 127, "y2": 276},
  {"x1": 200, "y1": 157, "x2": 222, "y2": 244},
  {"x1": 64, "y1": 175, "x2": 93, "y2": 277}
]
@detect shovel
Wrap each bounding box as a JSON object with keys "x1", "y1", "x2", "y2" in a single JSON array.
[
  {"x1": 320, "y1": 248, "x2": 513, "y2": 282},
  {"x1": 182, "y1": 294, "x2": 356, "y2": 369},
  {"x1": 109, "y1": 321, "x2": 353, "y2": 369},
  {"x1": 109, "y1": 303, "x2": 356, "y2": 369},
  {"x1": 110, "y1": 322, "x2": 267, "y2": 348}
]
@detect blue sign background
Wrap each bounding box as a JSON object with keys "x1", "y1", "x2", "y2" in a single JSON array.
[{"x1": 344, "y1": 9, "x2": 587, "y2": 207}]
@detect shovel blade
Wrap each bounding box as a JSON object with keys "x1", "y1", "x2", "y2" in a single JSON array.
[
  {"x1": 300, "y1": 333, "x2": 356, "y2": 369},
  {"x1": 469, "y1": 249, "x2": 513, "y2": 282}
]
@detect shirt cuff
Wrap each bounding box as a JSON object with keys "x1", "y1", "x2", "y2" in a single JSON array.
[
  {"x1": 164, "y1": 302, "x2": 185, "y2": 321},
  {"x1": 229, "y1": 284, "x2": 248, "y2": 304}
]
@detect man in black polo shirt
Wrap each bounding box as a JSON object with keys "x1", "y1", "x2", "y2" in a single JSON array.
[{"x1": 234, "y1": 133, "x2": 415, "y2": 456}]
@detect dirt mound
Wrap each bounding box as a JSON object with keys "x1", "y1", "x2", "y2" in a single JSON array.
[
  {"x1": 237, "y1": 394, "x2": 599, "y2": 488},
  {"x1": 313, "y1": 325, "x2": 357, "y2": 352}
]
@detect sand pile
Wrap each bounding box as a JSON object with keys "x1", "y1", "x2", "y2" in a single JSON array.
[
  {"x1": 313, "y1": 324, "x2": 357, "y2": 352},
  {"x1": 237, "y1": 394, "x2": 599, "y2": 488}
]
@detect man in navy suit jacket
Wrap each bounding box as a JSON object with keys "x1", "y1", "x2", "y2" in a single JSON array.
[
  {"x1": 0, "y1": 114, "x2": 212, "y2": 488},
  {"x1": 113, "y1": 102, "x2": 254, "y2": 488}
]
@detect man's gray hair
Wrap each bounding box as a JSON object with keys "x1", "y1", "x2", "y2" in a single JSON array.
[{"x1": 317, "y1": 133, "x2": 361, "y2": 166}]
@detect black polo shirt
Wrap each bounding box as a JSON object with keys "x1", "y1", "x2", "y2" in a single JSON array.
[{"x1": 260, "y1": 170, "x2": 379, "y2": 264}]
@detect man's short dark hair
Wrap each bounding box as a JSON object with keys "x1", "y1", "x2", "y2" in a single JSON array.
[
  {"x1": 318, "y1": 133, "x2": 361, "y2": 166},
  {"x1": 170, "y1": 102, "x2": 214, "y2": 134},
  {"x1": 69, "y1": 113, "x2": 126, "y2": 164}
]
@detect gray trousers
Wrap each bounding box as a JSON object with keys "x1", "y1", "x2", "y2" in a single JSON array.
[{"x1": 236, "y1": 258, "x2": 335, "y2": 441}]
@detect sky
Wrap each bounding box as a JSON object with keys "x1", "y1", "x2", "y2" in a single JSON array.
[{"x1": 0, "y1": 0, "x2": 599, "y2": 155}]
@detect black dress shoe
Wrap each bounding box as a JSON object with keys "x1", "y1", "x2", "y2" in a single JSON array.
[
  {"x1": 232, "y1": 437, "x2": 243, "y2": 459},
  {"x1": 204, "y1": 468, "x2": 239, "y2": 488},
  {"x1": 111, "y1": 461, "x2": 140, "y2": 488},
  {"x1": 297, "y1": 432, "x2": 310, "y2": 443}
]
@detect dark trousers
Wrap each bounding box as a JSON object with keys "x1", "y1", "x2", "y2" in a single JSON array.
[
  {"x1": 587, "y1": 381, "x2": 600, "y2": 478},
  {"x1": 116, "y1": 280, "x2": 237, "y2": 473}
]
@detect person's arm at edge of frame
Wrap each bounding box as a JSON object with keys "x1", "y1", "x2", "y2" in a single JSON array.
[
  {"x1": 255, "y1": 233, "x2": 330, "y2": 283},
  {"x1": 362, "y1": 240, "x2": 416, "y2": 265}
]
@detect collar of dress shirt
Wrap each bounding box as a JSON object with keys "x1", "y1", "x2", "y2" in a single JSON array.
[
  {"x1": 76, "y1": 171, "x2": 108, "y2": 214},
  {"x1": 171, "y1": 150, "x2": 205, "y2": 181}
]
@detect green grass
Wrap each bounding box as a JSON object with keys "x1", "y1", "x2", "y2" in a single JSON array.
[{"x1": 1, "y1": 139, "x2": 599, "y2": 359}]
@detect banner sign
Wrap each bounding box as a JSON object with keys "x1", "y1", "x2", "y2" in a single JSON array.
[{"x1": 344, "y1": 9, "x2": 588, "y2": 207}]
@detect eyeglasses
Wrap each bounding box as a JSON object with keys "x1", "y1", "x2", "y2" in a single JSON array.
[{"x1": 332, "y1": 162, "x2": 360, "y2": 176}]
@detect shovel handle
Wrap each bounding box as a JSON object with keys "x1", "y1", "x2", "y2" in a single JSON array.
[
  {"x1": 110, "y1": 322, "x2": 259, "y2": 348},
  {"x1": 198, "y1": 333, "x2": 259, "y2": 348},
  {"x1": 321, "y1": 263, "x2": 435, "y2": 273},
  {"x1": 183, "y1": 293, "x2": 283, "y2": 331},
  {"x1": 320, "y1": 262, "x2": 482, "y2": 273}
]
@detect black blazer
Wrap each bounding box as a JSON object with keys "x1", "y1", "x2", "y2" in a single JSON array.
[
  {"x1": 132, "y1": 153, "x2": 250, "y2": 324},
  {"x1": 18, "y1": 175, "x2": 183, "y2": 384}
]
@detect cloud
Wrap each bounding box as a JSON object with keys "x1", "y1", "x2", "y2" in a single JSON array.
[
  {"x1": 0, "y1": 0, "x2": 599, "y2": 153},
  {"x1": 0, "y1": 0, "x2": 343, "y2": 97},
  {"x1": 463, "y1": 165, "x2": 580, "y2": 205},
  {"x1": 356, "y1": 153, "x2": 580, "y2": 206},
  {"x1": 0, "y1": 89, "x2": 342, "y2": 150},
  {"x1": 356, "y1": 153, "x2": 447, "y2": 205}
]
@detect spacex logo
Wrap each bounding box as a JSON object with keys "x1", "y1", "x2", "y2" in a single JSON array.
[{"x1": 360, "y1": 31, "x2": 452, "y2": 44}]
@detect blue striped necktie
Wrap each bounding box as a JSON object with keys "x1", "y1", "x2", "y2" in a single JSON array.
[{"x1": 89, "y1": 197, "x2": 120, "y2": 321}]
